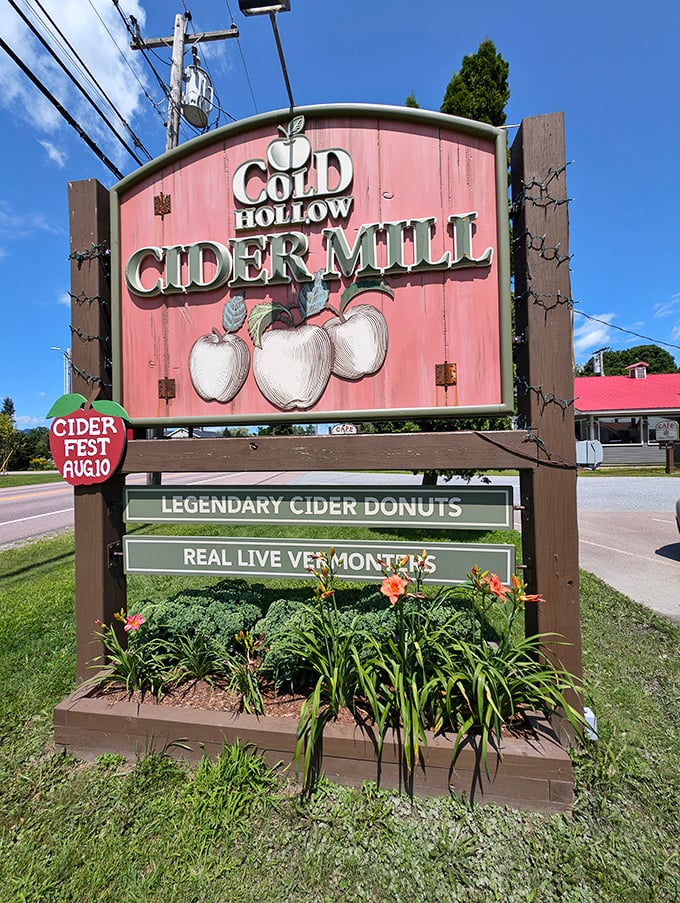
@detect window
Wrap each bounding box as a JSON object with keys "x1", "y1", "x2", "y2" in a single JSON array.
[{"x1": 597, "y1": 418, "x2": 641, "y2": 444}]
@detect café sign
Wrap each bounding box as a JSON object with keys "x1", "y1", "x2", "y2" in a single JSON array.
[{"x1": 112, "y1": 104, "x2": 512, "y2": 425}]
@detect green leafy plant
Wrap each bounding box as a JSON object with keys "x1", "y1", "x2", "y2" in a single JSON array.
[
  {"x1": 228, "y1": 629, "x2": 265, "y2": 715},
  {"x1": 191, "y1": 740, "x2": 279, "y2": 838},
  {"x1": 355, "y1": 552, "x2": 464, "y2": 786},
  {"x1": 443, "y1": 568, "x2": 585, "y2": 774},
  {"x1": 136, "y1": 579, "x2": 265, "y2": 652},
  {"x1": 91, "y1": 609, "x2": 170, "y2": 698},
  {"x1": 290, "y1": 550, "x2": 362, "y2": 792},
  {"x1": 168, "y1": 633, "x2": 228, "y2": 685}
]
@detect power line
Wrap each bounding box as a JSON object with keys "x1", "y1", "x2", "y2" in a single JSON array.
[
  {"x1": 224, "y1": 0, "x2": 258, "y2": 114},
  {"x1": 7, "y1": 0, "x2": 146, "y2": 167},
  {"x1": 0, "y1": 33, "x2": 123, "y2": 180},
  {"x1": 107, "y1": 0, "x2": 168, "y2": 128},
  {"x1": 574, "y1": 309, "x2": 680, "y2": 354},
  {"x1": 25, "y1": 0, "x2": 153, "y2": 160}
]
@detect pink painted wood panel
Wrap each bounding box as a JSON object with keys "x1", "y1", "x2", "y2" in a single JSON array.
[{"x1": 115, "y1": 109, "x2": 507, "y2": 423}]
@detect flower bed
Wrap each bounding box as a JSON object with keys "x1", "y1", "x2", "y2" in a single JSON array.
[{"x1": 54, "y1": 553, "x2": 581, "y2": 811}]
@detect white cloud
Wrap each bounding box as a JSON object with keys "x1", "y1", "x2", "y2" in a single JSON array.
[
  {"x1": 56, "y1": 291, "x2": 71, "y2": 306},
  {"x1": 0, "y1": 0, "x2": 152, "y2": 166},
  {"x1": 573, "y1": 312, "x2": 615, "y2": 363},
  {"x1": 38, "y1": 138, "x2": 67, "y2": 167},
  {"x1": 15, "y1": 414, "x2": 46, "y2": 428},
  {"x1": 0, "y1": 199, "x2": 62, "y2": 240},
  {"x1": 653, "y1": 293, "x2": 680, "y2": 319}
]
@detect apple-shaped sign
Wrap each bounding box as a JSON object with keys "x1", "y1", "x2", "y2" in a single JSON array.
[
  {"x1": 189, "y1": 294, "x2": 250, "y2": 403},
  {"x1": 47, "y1": 394, "x2": 128, "y2": 486},
  {"x1": 266, "y1": 115, "x2": 311, "y2": 172},
  {"x1": 323, "y1": 279, "x2": 394, "y2": 380}
]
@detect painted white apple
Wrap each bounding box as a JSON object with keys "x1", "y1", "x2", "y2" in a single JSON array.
[
  {"x1": 189, "y1": 328, "x2": 250, "y2": 403},
  {"x1": 252, "y1": 325, "x2": 332, "y2": 410},
  {"x1": 266, "y1": 134, "x2": 311, "y2": 172},
  {"x1": 324, "y1": 304, "x2": 388, "y2": 380}
]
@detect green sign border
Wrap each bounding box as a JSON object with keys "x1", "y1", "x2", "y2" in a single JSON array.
[{"x1": 123, "y1": 484, "x2": 514, "y2": 530}]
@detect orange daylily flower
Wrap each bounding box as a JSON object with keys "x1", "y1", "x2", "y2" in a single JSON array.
[
  {"x1": 380, "y1": 574, "x2": 409, "y2": 605},
  {"x1": 484, "y1": 573, "x2": 509, "y2": 601}
]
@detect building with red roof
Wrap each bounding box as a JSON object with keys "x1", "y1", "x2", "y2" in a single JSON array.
[{"x1": 574, "y1": 362, "x2": 680, "y2": 464}]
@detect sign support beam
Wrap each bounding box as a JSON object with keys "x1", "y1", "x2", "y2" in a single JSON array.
[{"x1": 511, "y1": 114, "x2": 583, "y2": 728}]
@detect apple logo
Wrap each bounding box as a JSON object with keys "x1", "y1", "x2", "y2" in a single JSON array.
[
  {"x1": 266, "y1": 115, "x2": 311, "y2": 172},
  {"x1": 323, "y1": 279, "x2": 394, "y2": 380},
  {"x1": 189, "y1": 295, "x2": 250, "y2": 403},
  {"x1": 248, "y1": 272, "x2": 332, "y2": 411}
]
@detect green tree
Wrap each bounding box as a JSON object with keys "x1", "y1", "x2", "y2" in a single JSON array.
[
  {"x1": 0, "y1": 413, "x2": 23, "y2": 472},
  {"x1": 2, "y1": 397, "x2": 15, "y2": 423},
  {"x1": 582, "y1": 344, "x2": 678, "y2": 376},
  {"x1": 10, "y1": 426, "x2": 51, "y2": 470},
  {"x1": 405, "y1": 93, "x2": 419, "y2": 109},
  {"x1": 440, "y1": 38, "x2": 510, "y2": 126}
]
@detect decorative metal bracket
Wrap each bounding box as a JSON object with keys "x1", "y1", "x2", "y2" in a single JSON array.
[
  {"x1": 108, "y1": 541, "x2": 123, "y2": 571},
  {"x1": 154, "y1": 192, "x2": 171, "y2": 217}
]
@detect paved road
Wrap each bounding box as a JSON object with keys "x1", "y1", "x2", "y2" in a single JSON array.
[{"x1": 2, "y1": 471, "x2": 679, "y2": 622}]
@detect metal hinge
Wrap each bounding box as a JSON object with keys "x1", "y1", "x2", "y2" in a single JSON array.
[
  {"x1": 435, "y1": 362, "x2": 457, "y2": 387},
  {"x1": 158, "y1": 378, "x2": 176, "y2": 399}
]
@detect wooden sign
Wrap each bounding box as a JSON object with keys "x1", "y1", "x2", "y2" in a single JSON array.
[{"x1": 112, "y1": 104, "x2": 512, "y2": 426}]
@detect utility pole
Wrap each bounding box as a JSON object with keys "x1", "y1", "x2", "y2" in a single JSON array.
[
  {"x1": 130, "y1": 14, "x2": 239, "y2": 151},
  {"x1": 130, "y1": 12, "x2": 238, "y2": 484}
]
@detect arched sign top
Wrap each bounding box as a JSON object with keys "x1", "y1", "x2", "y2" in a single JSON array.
[{"x1": 111, "y1": 103, "x2": 512, "y2": 426}]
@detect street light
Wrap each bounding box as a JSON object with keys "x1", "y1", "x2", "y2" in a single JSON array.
[
  {"x1": 238, "y1": 1, "x2": 290, "y2": 14},
  {"x1": 237, "y1": 0, "x2": 294, "y2": 109},
  {"x1": 51, "y1": 347, "x2": 72, "y2": 394}
]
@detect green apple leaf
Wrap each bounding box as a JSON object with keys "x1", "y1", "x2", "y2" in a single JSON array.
[
  {"x1": 46, "y1": 393, "x2": 87, "y2": 418},
  {"x1": 297, "y1": 271, "x2": 329, "y2": 321},
  {"x1": 223, "y1": 294, "x2": 247, "y2": 334},
  {"x1": 339, "y1": 278, "x2": 394, "y2": 315},
  {"x1": 247, "y1": 302, "x2": 292, "y2": 348},
  {"x1": 91, "y1": 400, "x2": 130, "y2": 420},
  {"x1": 288, "y1": 115, "x2": 305, "y2": 137}
]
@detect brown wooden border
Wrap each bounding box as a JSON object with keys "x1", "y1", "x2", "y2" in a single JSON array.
[{"x1": 55, "y1": 685, "x2": 573, "y2": 813}]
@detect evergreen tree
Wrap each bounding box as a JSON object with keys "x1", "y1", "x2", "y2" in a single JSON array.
[
  {"x1": 405, "y1": 93, "x2": 419, "y2": 108},
  {"x1": 2, "y1": 397, "x2": 15, "y2": 424},
  {"x1": 440, "y1": 38, "x2": 510, "y2": 126}
]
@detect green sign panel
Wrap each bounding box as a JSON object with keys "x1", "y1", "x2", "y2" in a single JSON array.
[
  {"x1": 124, "y1": 485, "x2": 513, "y2": 530},
  {"x1": 123, "y1": 536, "x2": 516, "y2": 586}
]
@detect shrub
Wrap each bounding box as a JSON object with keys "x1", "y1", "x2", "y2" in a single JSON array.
[{"x1": 137, "y1": 579, "x2": 265, "y2": 654}]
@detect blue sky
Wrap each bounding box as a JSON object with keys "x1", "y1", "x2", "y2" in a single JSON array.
[{"x1": 0, "y1": 0, "x2": 678, "y2": 428}]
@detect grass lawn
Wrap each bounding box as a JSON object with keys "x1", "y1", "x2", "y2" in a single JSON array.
[
  {"x1": 0, "y1": 472, "x2": 63, "y2": 488},
  {"x1": 1, "y1": 532, "x2": 679, "y2": 901}
]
